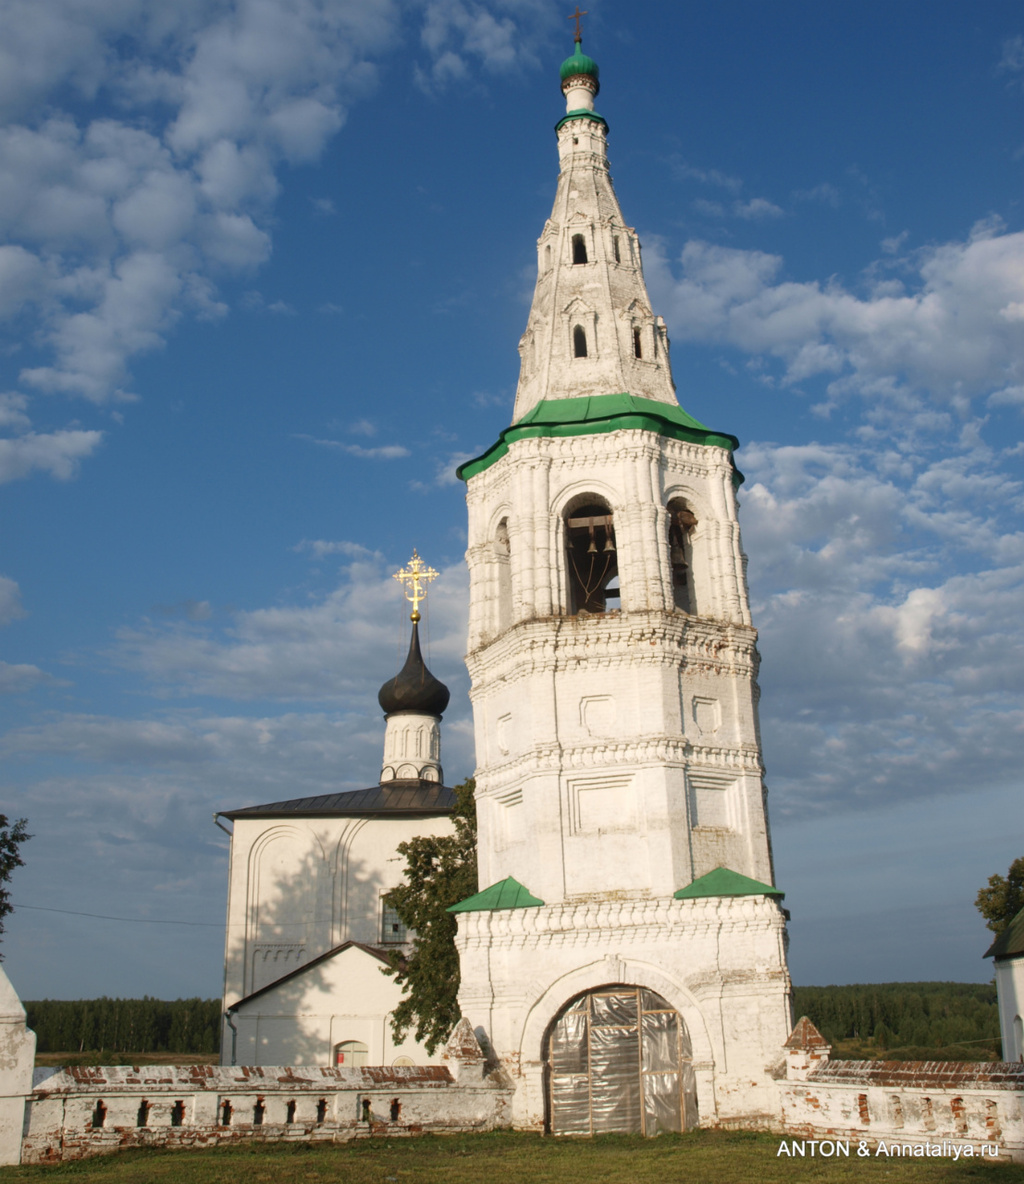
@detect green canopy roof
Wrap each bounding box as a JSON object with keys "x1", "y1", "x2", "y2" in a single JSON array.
[
  {"x1": 984, "y1": 905, "x2": 1024, "y2": 960},
  {"x1": 456, "y1": 393, "x2": 741, "y2": 482},
  {"x1": 674, "y1": 866, "x2": 784, "y2": 900},
  {"x1": 447, "y1": 876, "x2": 545, "y2": 913}
]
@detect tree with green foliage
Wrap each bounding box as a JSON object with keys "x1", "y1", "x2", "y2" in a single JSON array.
[
  {"x1": 382, "y1": 779, "x2": 477, "y2": 1055},
  {"x1": 976, "y1": 856, "x2": 1024, "y2": 936},
  {"x1": 0, "y1": 815, "x2": 30, "y2": 960}
]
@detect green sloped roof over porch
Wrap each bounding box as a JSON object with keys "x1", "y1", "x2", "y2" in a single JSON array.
[
  {"x1": 447, "y1": 876, "x2": 545, "y2": 913},
  {"x1": 674, "y1": 866, "x2": 784, "y2": 900}
]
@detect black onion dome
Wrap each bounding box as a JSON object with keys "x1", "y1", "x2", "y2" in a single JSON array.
[{"x1": 378, "y1": 622, "x2": 450, "y2": 716}]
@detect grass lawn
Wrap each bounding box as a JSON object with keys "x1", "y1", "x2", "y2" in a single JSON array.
[{"x1": 3, "y1": 1130, "x2": 1023, "y2": 1184}]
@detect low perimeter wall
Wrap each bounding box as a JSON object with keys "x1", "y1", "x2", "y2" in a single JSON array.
[
  {"x1": 25, "y1": 1062, "x2": 510, "y2": 1163},
  {"x1": 777, "y1": 1021, "x2": 1024, "y2": 1163},
  {"x1": 22, "y1": 1019, "x2": 511, "y2": 1164}
]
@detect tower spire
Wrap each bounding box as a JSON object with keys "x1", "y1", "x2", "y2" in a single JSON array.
[{"x1": 509, "y1": 33, "x2": 679, "y2": 422}]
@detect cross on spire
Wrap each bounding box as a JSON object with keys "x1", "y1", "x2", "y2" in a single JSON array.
[
  {"x1": 393, "y1": 549, "x2": 439, "y2": 623},
  {"x1": 568, "y1": 6, "x2": 587, "y2": 43}
]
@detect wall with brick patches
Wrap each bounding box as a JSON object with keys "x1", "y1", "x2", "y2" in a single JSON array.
[
  {"x1": 778, "y1": 1021, "x2": 1024, "y2": 1163},
  {"x1": 22, "y1": 1020, "x2": 512, "y2": 1165}
]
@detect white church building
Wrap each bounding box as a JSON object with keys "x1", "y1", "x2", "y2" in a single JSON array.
[
  {"x1": 217, "y1": 595, "x2": 456, "y2": 1069},
  {"x1": 217, "y1": 31, "x2": 794, "y2": 1131}
]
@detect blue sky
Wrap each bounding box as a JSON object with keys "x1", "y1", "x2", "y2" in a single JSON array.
[{"x1": 2, "y1": 0, "x2": 1023, "y2": 1001}]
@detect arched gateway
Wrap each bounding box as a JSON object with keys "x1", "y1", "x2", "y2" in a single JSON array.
[{"x1": 546, "y1": 986, "x2": 698, "y2": 1136}]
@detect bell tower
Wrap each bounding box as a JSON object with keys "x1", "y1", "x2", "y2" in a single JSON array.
[{"x1": 453, "y1": 32, "x2": 792, "y2": 1134}]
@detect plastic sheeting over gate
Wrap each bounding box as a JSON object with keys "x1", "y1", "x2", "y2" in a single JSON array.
[{"x1": 547, "y1": 987, "x2": 698, "y2": 1136}]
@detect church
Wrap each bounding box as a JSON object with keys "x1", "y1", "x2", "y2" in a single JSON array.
[{"x1": 218, "y1": 30, "x2": 792, "y2": 1132}]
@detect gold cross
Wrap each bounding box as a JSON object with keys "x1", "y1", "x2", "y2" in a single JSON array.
[
  {"x1": 392, "y1": 550, "x2": 439, "y2": 622},
  {"x1": 568, "y1": 6, "x2": 587, "y2": 42}
]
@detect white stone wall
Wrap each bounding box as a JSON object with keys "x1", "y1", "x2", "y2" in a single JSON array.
[
  {"x1": 222, "y1": 813, "x2": 453, "y2": 1016},
  {"x1": 513, "y1": 116, "x2": 678, "y2": 421},
  {"x1": 23, "y1": 1025, "x2": 510, "y2": 1164},
  {"x1": 778, "y1": 1058, "x2": 1024, "y2": 1163},
  {"x1": 995, "y1": 956, "x2": 1024, "y2": 1062},
  {"x1": 0, "y1": 965, "x2": 35, "y2": 1166},
  {"x1": 465, "y1": 429, "x2": 769, "y2": 904},
  {"x1": 380, "y1": 713, "x2": 442, "y2": 782},
  {"x1": 457, "y1": 895, "x2": 792, "y2": 1129},
  {"x1": 229, "y1": 945, "x2": 439, "y2": 1068}
]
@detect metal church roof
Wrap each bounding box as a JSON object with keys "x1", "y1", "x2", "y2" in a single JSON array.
[
  {"x1": 984, "y1": 905, "x2": 1024, "y2": 960},
  {"x1": 448, "y1": 876, "x2": 544, "y2": 913},
  {"x1": 674, "y1": 866, "x2": 784, "y2": 900},
  {"x1": 220, "y1": 779, "x2": 456, "y2": 820}
]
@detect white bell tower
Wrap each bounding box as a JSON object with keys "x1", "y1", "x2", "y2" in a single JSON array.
[{"x1": 454, "y1": 32, "x2": 792, "y2": 1134}]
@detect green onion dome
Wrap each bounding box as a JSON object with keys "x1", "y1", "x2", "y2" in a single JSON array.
[{"x1": 559, "y1": 42, "x2": 599, "y2": 85}]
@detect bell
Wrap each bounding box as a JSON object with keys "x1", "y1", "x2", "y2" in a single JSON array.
[
  {"x1": 603, "y1": 532, "x2": 616, "y2": 553},
  {"x1": 670, "y1": 545, "x2": 685, "y2": 564},
  {"x1": 587, "y1": 525, "x2": 597, "y2": 553}
]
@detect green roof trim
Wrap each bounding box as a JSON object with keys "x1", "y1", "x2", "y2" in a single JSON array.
[
  {"x1": 447, "y1": 876, "x2": 545, "y2": 913},
  {"x1": 555, "y1": 109, "x2": 608, "y2": 133},
  {"x1": 456, "y1": 393, "x2": 742, "y2": 483},
  {"x1": 674, "y1": 866, "x2": 784, "y2": 901},
  {"x1": 984, "y1": 904, "x2": 1024, "y2": 960}
]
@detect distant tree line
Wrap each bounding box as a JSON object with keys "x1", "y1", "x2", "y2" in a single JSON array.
[
  {"x1": 792, "y1": 982, "x2": 1000, "y2": 1058},
  {"x1": 25, "y1": 997, "x2": 221, "y2": 1054}
]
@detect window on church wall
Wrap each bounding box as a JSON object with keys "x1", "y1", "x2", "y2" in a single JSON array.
[
  {"x1": 380, "y1": 897, "x2": 407, "y2": 944},
  {"x1": 571, "y1": 233, "x2": 588, "y2": 264},
  {"x1": 335, "y1": 1040, "x2": 369, "y2": 1067},
  {"x1": 566, "y1": 503, "x2": 619, "y2": 614},
  {"x1": 667, "y1": 501, "x2": 698, "y2": 613},
  {"x1": 613, "y1": 235, "x2": 621, "y2": 263},
  {"x1": 545, "y1": 243, "x2": 552, "y2": 270},
  {"x1": 573, "y1": 324, "x2": 588, "y2": 358},
  {"x1": 633, "y1": 327, "x2": 643, "y2": 359},
  {"x1": 495, "y1": 518, "x2": 512, "y2": 632}
]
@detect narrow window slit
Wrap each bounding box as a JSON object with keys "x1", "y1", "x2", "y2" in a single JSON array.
[
  {"x1": 573, "y1": 325, "x2": 588, "y2": 358},
  {"x1": 633, "y1": 327, "x2": 643, "y2": 358},
  {"x1": 136, "y1": 1100, "x2": 150, "y2": 1128},
  {"x1": 571, "y1": 234, "x2": 588, "y2": 264},
  {"x1": 286, "y1": 1099, "x2": 297, "y2": 1124},
  {"x1": 91, "y1": 1100, "x2": 106, "y2": 1129},
  {"x1": 170, "y1": 1100, "x2": 185, "y2": 1127}
]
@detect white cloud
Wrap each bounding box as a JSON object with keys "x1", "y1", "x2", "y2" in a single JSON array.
[
  {"x1": 111, "y1": 556, "x2": 469, "y2": 703},
  {"x1": 0, "y1": 660, "x2": 49, "y2": 693},
  {"x1": 0, "y1": 428, "x2": 104, "y2": 483},
  {"x1": 646, "y1": 227, "x2": 1024, "y2": 413},
  {"x1": 0, "y1": 0, "x2": 401, "y2": 404},
  {"x1": 0, "y1": 576, "x2": 26, "y2": 626},
  {"x1": 295, "y1": 432, "x2": 410, "y2": 459},
  {"x1": 669, "y1": 158, "x2": 743, "y2": 193},
  {"x1": 733, "y1": 197, "x2": 784, "y2": 221},
  {"x1": 415, "y1": 0, "x2": 557, "y2": 90},
  {"x1": 738, "y1": 433, "x2": 1024, "y2": 817}
]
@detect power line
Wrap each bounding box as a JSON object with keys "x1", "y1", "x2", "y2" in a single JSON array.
[{"x1": 14, "y1": 904, "x2": 222, "y2": 928}]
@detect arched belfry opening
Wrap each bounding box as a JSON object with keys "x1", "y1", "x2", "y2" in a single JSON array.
[
  {"x1": 545, "y1": 986, "x2": 698, "y2": 1135},
  {"x1": 667, "y1": 499, "x2": 698, "y2": 613},
  {"x1": 565, "y1": 501, "x2": 618, "y2": 613},
  {"x1": 571, "y1": 233, "x2": 588, "y2": 264},
  {"x1": 572, "y1": 324, "x2": 588, "y2": 358}
]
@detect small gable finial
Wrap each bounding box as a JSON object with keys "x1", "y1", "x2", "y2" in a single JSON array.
[{"x1": 568, "y1": 6, "x2": 588, "y2": 44}]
